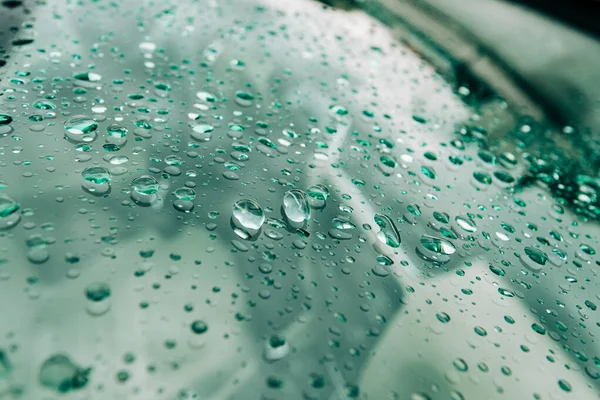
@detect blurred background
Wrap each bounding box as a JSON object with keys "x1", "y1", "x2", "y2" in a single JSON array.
[{"x1": 0, "y1": 0, "x2": 599, "y2": 399}]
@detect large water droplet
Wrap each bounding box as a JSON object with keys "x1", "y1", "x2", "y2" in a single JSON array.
[
  {"x1": 106, "y1": 124, "x2": 128, "y2": 146},
  {"x1": 232, "y1": 199, "x2": 265, "y2": 239},
  {"x1": 420, "y1": 235, "x2": 456, "y2": 255},
  {"x1": 454, "y1": 215, "x2": 477, "y2": 233},
  {"x1": 82, "y1": 167, "x2": 111, "y2": 184},
  {"x1": 416, "y1": 234, "x2": 456, "y2": 264},
  {"x1": 74, "y1": 72, "x2": 102, "y2": 87},
  {"x1": 307, "y1": 184, "x2": 330, "y2": 208},
  {"x1": 0, "y1": 114, "x2": 13, "y2": 125},
  {"x1": 234, "y1": 91, "x2": 254, "y2": 107},
  {"x1": 191, "y1": 124, "x2": 214, "y2": 141},
  {"x1": 282, "y1": 190, "x2": 311, "y2": 227},
  {"x1": 131, "y1": 175, "x2": 160, "y2": 205},
  {"x1": 39, "y1": 354, "x2": 90, "y2": 393},
  {"x1": 264, "y1": 335, "x2": 290, "y2": 362},
  {"x1": 85, "y1": 282, "x2": 111, "y2": 301},
  {"x1": 522, "y1": 247, "x2": 548, "y2": 271},
  {"x1": 64, "y1": 115, "x2": 98, "y2": 142},
  {"x1": 0, "y1": 195, "x2": 20, "y2": 229},
  {"x1": 374, "y1": 214, "x2": 401, "y2": 248}
]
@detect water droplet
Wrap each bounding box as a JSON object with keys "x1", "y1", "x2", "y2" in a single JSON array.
[
  {"x1": 82, "y1": 167, "x2": 111, "y2": 184},
  {"x1": 39, "y1": 354, "x2": 90, "y2": 393},
  {"x1": 374, "y1": 214, "x2": 401, "y2": 248},
  {"x1": 85, "y1": 282, "x2": 111, "y2": 301},
  {"x1": 109, "y1": 155, "x2": 129, "y2": 165},
  {"x1": 307, "y1": 184, "x2": 330, "y2": 208},
  {"x1": 64, "y1": 115, "x2": 98, "y2": 142},
  {"x1": 74, "y1": 72, "x2": 102, "y2": 85},
  {"x1": 455, "y1": 215, "x2": 477, "y2": 233},
  {"x1": 489, "y1": 264, "x2": 505, "y2": 277},
  {"x1": 234, "y1": 91, "x2": 254, "y2": 107},
  {"x1": 523, "y1": 247, "x2": 548, "y2": 271},
  {"x1": 190, "y1": 320, "x2": 208, "y2": 334},
  {"x1": 130, "y1": 175, "x2": 160, "y2": 205},
  {"x1": 0, "y1": 114, "x2": 12, "y2": 125},
  {"x1": 282, "y1": 189, "x2": 311, "y2": 227},
  {"x1": 232, "y1": 199, "x2": 265, "y2": 239},
  {"x1": 174, "y1": 187, "x2": 196, "y2": 201},
  {"x1": 436, "y1": 312, "x2": 451, "y2": 323},
  {"x1": 371, "y1": 264, "x2": 389, "y2": 277},
  {"x1": 0, "y1": 195, "x2": 20, "y2": 230},
  {"x1": 420, "y1": 235, "x2": 456, "y2": 255},
  {"x1": 196, "y1": 91, "x2": 216, "y2": 103},
  {"x1": 265, "y1": 335, "x2": 289, "y2": 362},
  {"x1": 473, "y1": 171, "x2": 492, "y2": 185},
  {"x1": 558, "y1": 379, "x2": 572, "y2": 392},
  {"x1": 474, "y1": 326, "x2": 487, "y2": 336},
  {"x1": 33, "y1": 101, "x2": 56, "y2": 110},
  {"x1": 452, "y1": 358, "x2": 468, "y2": 372},
  {"x1": 191, "y1": 124, "x2": 214, "y2": 141},
  {"x1": 106, "y1": 124, "x2": 128, "y2": 146}
]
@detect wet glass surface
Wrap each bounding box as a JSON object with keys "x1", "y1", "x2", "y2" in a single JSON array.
[{"x1": 0, "y1": 0, "x2": 599, "y2": 399}]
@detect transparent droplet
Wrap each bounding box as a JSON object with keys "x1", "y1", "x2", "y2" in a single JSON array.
[
  {"x1": 85, "y1": 282, "x2": 111, "y2": 302},
  {"x1": 106, "y1": 124, "x2": 128, "y2": 146},
  {"x1": 74, "y1": 72, "x2": 102, "y2": 84},
  {"x1": 191, "y1": 320, "x2": 208, "y2": 334},
  {"x1": 196, "y1": 91, "x2": 216, "y2": 103},
  {"x1": 82, "y1": 167, "x2": 111, "y2": 184},
  {"x1": 191, "y1": 124, "x2": 213, "y2": 141},
  {"x1": 109, "y1": 155, "x2": 129, "y2": 165},
  {"x1": 0, "y1": 195, "x2": 20, "y2": 229},
  {"x1": 522, "y1": 247, "x2": 548, "y2": 271},
  {"x1": 64, "y1": 115, "x2": 98, "y2": 142},
  {"x1": 455, "y1": 215, "x2": 477, "y2": 233},
  {"x1": 131, "y1": 175, "x2": 160, "y2": 205},
  {"x1": 420, "y1": 235, "x2": 456, "y2": 255},
  {"x1": 264, "y1": 335, "x2": 289, "y2": 362},
  {"x1": 232, "y1": 199, "x2": 265, "y2": 239},
  {"x1": 374, "y1": 214, "x2": 401, "y2": 248},
  {"x1": 174, "y1": 187, "x2": 196, "y2": 201},
  {"x1": 416, "y1": 234, "x2": 456, "y2": 264},
  {"x1": 307, "y1": 184, "x2": 330, "y2": 208},
  {"x1": 39, "y1": 354, "x2": 90, "y2": 393},
  {"x1": 0, "y1": 114, "x2": 13, "y2": 125},
  {"x1": 234, "y1": 91, "x2": 254, "y2": 107},
  {"x1": 282, "y1": 189, "x2": 311, "y2": 227}
]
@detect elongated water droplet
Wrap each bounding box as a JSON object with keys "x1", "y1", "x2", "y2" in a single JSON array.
[
  {"x1": 374, "y1": 213, "x2": 401, "y2": 248},
  {"x1": 74, "y1": 72, "x2": 102, "y2": 84},
  {"x1": 283, "y1": 189, "x2": 311, "y2": 227},
  {"x1": 0, "y1": 195, "x2": 20, "y2": 229}
]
